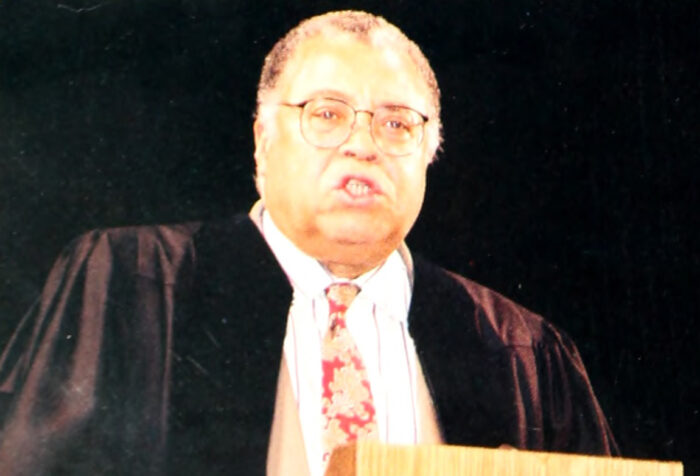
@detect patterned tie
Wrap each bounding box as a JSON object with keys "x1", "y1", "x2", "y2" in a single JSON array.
[{"x1": 321, "y1": 283, "x2": 378, "y2": 465}]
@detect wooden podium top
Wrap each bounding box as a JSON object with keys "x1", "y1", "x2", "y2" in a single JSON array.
[{"x1": 325, "y1": 442, "x2": 683, "y2": 476}]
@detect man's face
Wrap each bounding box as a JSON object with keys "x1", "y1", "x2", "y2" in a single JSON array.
[{"x1": 254, "y1": 32, "x2": 434, "y2": 277}]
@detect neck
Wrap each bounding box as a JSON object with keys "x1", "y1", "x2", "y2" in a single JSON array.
[{"x1": 324, "y1": 260, "x2": 380, "y2": 279}]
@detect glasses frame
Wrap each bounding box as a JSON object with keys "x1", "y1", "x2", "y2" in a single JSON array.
[{"x1": 278, "y1": 97, "x2": 430, "y2": 157}]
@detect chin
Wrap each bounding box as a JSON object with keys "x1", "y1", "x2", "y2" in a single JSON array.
[
  {"x1": 328, "y1": 228, "x2": 384, "y2": 246},
  {"x1": 324, "y1": 228, "x2": 403, "y2": 260},
  {"x1": 320, "y1": 215, "x2": 387, "y2": 241}
]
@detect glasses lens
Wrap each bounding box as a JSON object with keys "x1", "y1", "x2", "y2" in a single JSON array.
[
  {"x1": 298, "y1": 98, "x2": 426, "y2": 156},
  {"x1": 372, "y1": 106, "x2": 424, "y2": 156},
  {"x1": 301, "y1": 99, "x2": 354, "y2": 148}
]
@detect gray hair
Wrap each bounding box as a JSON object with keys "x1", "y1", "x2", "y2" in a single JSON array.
[{"x1": 256, "y1": 10, "x2": 443, "y2": 158}]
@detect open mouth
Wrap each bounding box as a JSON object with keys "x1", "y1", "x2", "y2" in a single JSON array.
[
  {"x1": 334, "y1": 174, "x2": 384, "y2": 205},
  {"x1": 344, "y1": 178, "x2": 373, "y2": 197}
]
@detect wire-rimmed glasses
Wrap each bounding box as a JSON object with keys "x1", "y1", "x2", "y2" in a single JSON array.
[{"x1": 279, "y1": 97, "x2": 429, "y2": 157}]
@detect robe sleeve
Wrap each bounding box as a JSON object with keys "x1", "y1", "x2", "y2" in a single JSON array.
[
  {"x1": 532, "y1": 324, "x2": 620, "y2": 455},
  {"x1": 0, "y1": 224, "x2": 196, "y2": 475},
  {"x1": 410, "y1": 262, "x2": 619, "y2": 456},
  {"x1": 478, "y1": 290, "x2": 619, "y2": 455}
]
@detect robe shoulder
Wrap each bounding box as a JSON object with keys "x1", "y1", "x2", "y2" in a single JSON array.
[
  {"x1": 410, "y1": 257, "x2": 619, "y2": 455},
  {"x1": 452, "y1": 269, "x2": 584, "y2": 352},
  {"x1": 55, "y1": 221, "x2": 202, "y2": 285},
  {"x1": 412, "y1": 256, "x2": 571, "y2": 350},
  {"x1": 0, "y1": 221, "x2": 204, "y2": 475}
]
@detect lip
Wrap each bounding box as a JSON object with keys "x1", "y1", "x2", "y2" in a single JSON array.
[
  {"x1": 332, "y1": 174, "x2": 384, "y2": 205},
  {"x1": 334, "y1": 174, "x2": 383, "y2": 195}
]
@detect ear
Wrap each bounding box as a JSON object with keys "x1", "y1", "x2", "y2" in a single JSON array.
[
  {"x1": 254, "y1": 118, "x2": 268, "y2": 171},
  {"x1": 253, "y1": 118, "x2": 269, "y2": 196}
]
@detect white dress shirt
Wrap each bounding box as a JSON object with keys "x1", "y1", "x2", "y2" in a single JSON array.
[{"x1": 258, "y1": 209, "x2": 420, "y2": 476}]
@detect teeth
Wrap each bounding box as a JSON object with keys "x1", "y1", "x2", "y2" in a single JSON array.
[{"x1": 345, "y1": 179, "x2": 371, "y2": 196}]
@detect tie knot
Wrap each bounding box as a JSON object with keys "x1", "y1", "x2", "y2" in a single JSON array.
[{"x1": 325, "y1": 282, "x2": 360, "y2": 310}]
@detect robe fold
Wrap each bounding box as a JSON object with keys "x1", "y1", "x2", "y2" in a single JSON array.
[{"x1": 0, "y1": 214, "x2": 617, "y2": 475}]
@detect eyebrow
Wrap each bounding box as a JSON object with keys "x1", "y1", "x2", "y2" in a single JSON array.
[
  {"x1": 294, "y1": 89, "x2": 354, "y2": 104},
  {"x1": 294, "y1": 89, "x2": 427, "y2": 115}
]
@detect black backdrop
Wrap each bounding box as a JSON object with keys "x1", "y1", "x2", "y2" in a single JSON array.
[{"x1": 1, "y1": 0, "x2": 698, "y2": 473}]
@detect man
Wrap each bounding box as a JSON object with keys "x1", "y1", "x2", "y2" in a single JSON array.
[{"x1": 0, "y1": 10, "x2": 617, "y2": 476}]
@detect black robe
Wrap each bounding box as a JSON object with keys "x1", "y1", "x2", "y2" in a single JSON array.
[{"x1": 0, "y1": 215, "x2": 618, "y2": 475}]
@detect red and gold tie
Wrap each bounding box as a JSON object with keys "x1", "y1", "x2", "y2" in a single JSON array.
[{"x1": 321, "y1": 283, "x2": 378, "y2": 465}]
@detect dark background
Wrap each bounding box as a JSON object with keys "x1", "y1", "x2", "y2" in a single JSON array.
[{"x1": 1, "y1": 0, "x2": 698, "y2": 473}]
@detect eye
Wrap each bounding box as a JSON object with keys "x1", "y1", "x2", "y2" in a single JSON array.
[
  {"x1": 378, "y1": 115, "x2": 415, "y2": 139},
  {"x1": 305, "y1": 99, "x2": 353, "y2": 134},
  {"x1": 314, "y1": 109, "x2": 339, "y2": 121},
  {"x1": 384, "y1": 118, "x2": 410, "y2": 131},
  {"x1": 308, "y1": 102, "x2": 349, "y2": 123},
  {"x1": 375, "y1": 106, "x2": 422, "y2": 140}
]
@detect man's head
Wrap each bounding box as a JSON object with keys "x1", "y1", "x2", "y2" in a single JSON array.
[{"x1": 253, "y1": 11, "x2": 441, "y2": 278}]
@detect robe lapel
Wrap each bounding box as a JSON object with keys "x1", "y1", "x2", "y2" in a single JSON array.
[
  {"x1": 408, "y1": 256, "x2": 520, "y2": 449},
  {"x1": 168, "y1": 215, "x2": 292, "y2": 475}
]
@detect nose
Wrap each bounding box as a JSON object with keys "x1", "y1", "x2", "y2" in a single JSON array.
[{"x1": 339, "y1": 112, "x2": 378, "y2": 161}]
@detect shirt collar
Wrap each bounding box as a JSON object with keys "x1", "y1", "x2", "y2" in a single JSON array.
[{"x1": 250, "y1": 200, "x2": 413, "y2": 323}]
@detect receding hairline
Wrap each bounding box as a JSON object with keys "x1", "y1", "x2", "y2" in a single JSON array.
[
  {"x1": 255, "y1": 10, "x2": 443, "y2": 159},
  {"x1": 256, "y1": 11, "x2": 440, "y2": 116}
]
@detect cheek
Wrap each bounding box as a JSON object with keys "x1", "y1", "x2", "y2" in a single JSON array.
[
  {"x1": 395, "y1": 161, "x2": 427, "y2": 201},
  {"x1": 266, "y1": 143, "x2": 330, "y2": 206},
  {"x1": 267, "y1": 139, "x2": 307, "y2": 182},
  {"x1": 397, "y1": 166, "x2": 428, "y2": 227},
  {"x1": 407, "y1": 176, "x2": 427, "y2": 217}
]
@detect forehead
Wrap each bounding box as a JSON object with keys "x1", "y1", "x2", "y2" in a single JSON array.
[{"x1": 274, "y1": 31, "x2": 431, "y2": 113}]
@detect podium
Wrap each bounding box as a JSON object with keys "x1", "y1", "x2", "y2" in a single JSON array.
[{"x1": 325, "y1": 442, "x2": 683, "y2": 476}]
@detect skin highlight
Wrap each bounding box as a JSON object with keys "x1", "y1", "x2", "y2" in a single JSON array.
[
  {"x1": 254, "y1": 31, "x2": 434, "y2": 278},
  {"x1": 256, "y1": 11, "x2": 442, "y2": 158}
]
